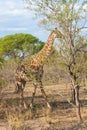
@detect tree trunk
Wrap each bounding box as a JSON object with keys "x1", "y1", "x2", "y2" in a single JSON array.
[
  {"x1": 74, "y1": 84, "x2": 82, "y2": 122},
  {"x1": 71, "y1": 88, "x2": 75, "y2": 104}
]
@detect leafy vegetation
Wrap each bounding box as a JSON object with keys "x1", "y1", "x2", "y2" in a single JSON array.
[{"x1": 0, "y1": 33, "x2": 44, "y2": 60}]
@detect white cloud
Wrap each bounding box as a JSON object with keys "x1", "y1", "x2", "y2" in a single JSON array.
[
  {"x1": 0, "y1": 9, "x2": 30, "y2": 16},
  {"x1": 0, "y1": 0, "x2": 31, "y2": 17},
  {"x1": 0, "y1": 0, "x2": 46, "y2": 41},
  {"x1": 0, "y1": 27, "x2": 28, "y2": 31},
  {"x1": 0, "y1": 1, "x2": 16, "y2": 10},
  {"x1": 5, "y1": 1, "x2": 16, "y2": 9}
]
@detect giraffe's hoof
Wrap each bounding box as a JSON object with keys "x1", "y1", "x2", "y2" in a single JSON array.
[
  {"x1": 24, "y1": 104, "x2": 27, "y2": 109},
  {"x1": 47, "y1": 103, "x2": 51, "y2": 109},
  {"x1": 30, "y1": 103, "x2": 34, "y2": 109}
]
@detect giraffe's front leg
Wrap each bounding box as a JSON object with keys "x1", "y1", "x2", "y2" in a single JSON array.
[
  {"x1": 20, "y1": 89, "x2": 27, "y2": 109},
  {"x1": 30, "y1": 83, "x2": 37, "y2": 109},
  {"x1": 39, "y1": 81, "x2": 51, "y2": 109}
]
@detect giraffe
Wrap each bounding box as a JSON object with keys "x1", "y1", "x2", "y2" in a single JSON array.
[{"x1": 15, "y1": 28, "x2": 63, "y2": 109}]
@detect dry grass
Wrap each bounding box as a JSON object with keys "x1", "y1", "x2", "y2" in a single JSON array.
[
  {"x1": 6, "y1": 110, "x2": 23, "y2": 130},
  {"x1": 0, "y1": 83, "x2": 87, "y2": 130}
]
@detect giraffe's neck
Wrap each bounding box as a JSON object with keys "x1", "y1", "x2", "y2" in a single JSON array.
[
  {"x1": 39, "y1": 32, "x2": 55, "y2": 57},
  {"x1": 30, "y1": 32, "x2": 56, "y2": 66}
]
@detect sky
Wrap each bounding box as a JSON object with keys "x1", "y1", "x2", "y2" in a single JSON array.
[
  {"x1": 0, "y1": 0, "x2": 49, "y2": 41},
  {"x1": 0, "y1": 0, "x2": 87, "y2": 42}
]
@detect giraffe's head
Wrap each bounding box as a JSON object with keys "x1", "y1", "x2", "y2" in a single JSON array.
[
  {"x1": 53, "y1": 28, "x2": 64, "y2": 39},
  {"x1": 51, "y1": 29, "x2": 57, "y2": 38}
]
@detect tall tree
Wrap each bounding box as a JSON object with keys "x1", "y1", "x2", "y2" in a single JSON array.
[{"x1": 25, "y1": 0, "x2": 87, "y2": 122}]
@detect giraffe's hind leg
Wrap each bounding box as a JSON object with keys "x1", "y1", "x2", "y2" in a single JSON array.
[
  {"x1": 20, "y1": 88, "x2": 27, "y2": 109},
  {"x1": 39, "y1": 81, "x2": 51, "y2": 109},
  {"x1": 30, "y1": 83, "x2": 37, "y2": 109}
]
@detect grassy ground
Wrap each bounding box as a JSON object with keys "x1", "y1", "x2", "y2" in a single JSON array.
[{"x1": 0, "y1": 83, "x2": 87, "y2": 130}]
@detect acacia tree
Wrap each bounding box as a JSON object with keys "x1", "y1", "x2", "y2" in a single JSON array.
[
  {"x1": 24, "y1": 0, "x2": 87, "y2": 122},
  {"x1": 0, "y1": 33, "x2": 44, "y2": 61}
]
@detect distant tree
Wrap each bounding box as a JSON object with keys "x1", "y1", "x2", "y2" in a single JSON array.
[
  {"x1": 25, "y1": 0, "x2": 87, "y2": 122},
  {"x1": 0, "y1": 33, "x2": 44, "y2": 61}
]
